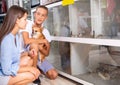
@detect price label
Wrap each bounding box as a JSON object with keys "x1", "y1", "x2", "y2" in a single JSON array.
[{"x1": 62, "y1": 0, "x2": 74, "y2": 6}]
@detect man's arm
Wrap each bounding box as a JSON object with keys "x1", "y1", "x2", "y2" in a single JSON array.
[
  {"x1": 22, "y1": 31, "x2": 50, "y2": 56},
  {"x1": 39, "y1": 40, "x2": 50, "y2": 56}
]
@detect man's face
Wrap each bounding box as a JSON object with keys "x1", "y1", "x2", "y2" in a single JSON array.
[{"x1": 34, "y1": 8, "x2": 48, "y2": 25}]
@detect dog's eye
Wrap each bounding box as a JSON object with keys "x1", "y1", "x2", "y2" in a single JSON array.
[{"x1": 35, "y1": 30, "x2": 37, "y2": 32}]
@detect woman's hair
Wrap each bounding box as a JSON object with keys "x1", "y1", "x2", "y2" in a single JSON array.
[{"x1": 0, "y1": 5, "x2": 28, "y2": 43}]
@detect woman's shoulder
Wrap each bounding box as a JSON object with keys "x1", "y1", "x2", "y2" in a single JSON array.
[
  {"x1": 4, "y1": 33, "x2": 14, "y2": 40},
  {"x1": 1, "y1": 33, "x2": 14, "y2": 44}
]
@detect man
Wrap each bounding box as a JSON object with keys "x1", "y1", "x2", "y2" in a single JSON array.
[{"x1": 20, "y1": 5, "x2": 58, "y2": 80}]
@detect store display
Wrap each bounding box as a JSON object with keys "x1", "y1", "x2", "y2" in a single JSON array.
[
  {"x1": 41, "y1": 0, "x2": 61, "y2": 5},
  {"x1": 31, "y1": 0, "x2": 40, "y2": 8},
  {"x1": 0, "y1": 0, "x2": 7, "y2": 13}
]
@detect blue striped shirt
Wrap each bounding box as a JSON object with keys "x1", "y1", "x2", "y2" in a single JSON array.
[{"x1": 0, "y1": 33, "x2": 20, "y2": 76}]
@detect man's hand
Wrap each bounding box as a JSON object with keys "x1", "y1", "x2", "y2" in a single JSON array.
[{"x1": 38, "y1": 39, "x2": 50, "y2": 56}]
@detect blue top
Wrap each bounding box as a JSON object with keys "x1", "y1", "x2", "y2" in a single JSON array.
[{"x1": 0, "y1": 33, "x2": 20, "y2": 76}]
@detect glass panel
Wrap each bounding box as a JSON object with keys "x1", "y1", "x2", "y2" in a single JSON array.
[
  {"x1": 31, "y1": 0, "x2": 40, "y2": 8},
  {"x1": 22, "y1": 0, "x2": 31, "y2": 19},
  {"x1": 100, "y1": 0, "x2": 120, "y2": 39},
  {"x1": 44, "y1": 0, "x2": 120, "y2": 39},
  {"x1": 44, "y1": 0, "x2": 91, "y2": 37},
  {"x1": 69, "y1": 0, "x2": 91, "y2": 38},
  {"x1": 48, "y1": 41, "x2": 120, "y2": 84},
  {"x1": 47, "y1": 41, "x2": 71, "y2": 74},
  {"x1": 44, "y1": 5, "x2": 70, "y2": 37},
  {"x1": 73, "y1": 44, "x2": 120, "y2": 85}
]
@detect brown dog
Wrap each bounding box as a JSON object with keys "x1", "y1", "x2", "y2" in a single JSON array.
[{"x1": 32, "y1": 26, "x2": 46, "y2": 62}]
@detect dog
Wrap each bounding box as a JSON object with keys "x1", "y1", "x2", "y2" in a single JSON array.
[
  {"x1": 32, "y1": 26, "x2": 45, "y2": 39},
  {"x1": 32, "y1": 26, "x2": 46, "y2": 62}
]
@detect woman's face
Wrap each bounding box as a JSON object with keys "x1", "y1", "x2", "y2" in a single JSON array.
[{"x1": 17, "y1": 13, "x2": 28, "y2": 29}]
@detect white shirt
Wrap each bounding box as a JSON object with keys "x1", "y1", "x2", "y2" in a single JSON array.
[{"x1": 19, "y1": 20, "x2": 51, "y2": 52}]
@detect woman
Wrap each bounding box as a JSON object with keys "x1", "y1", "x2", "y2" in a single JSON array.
[{"x1": 0, "y1": 5, "x2": 40, "y2": 85}]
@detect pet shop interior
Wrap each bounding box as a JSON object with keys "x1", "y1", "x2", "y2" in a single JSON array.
[{"x1": 0, "y1": 0, "x2": 120, "y2": 85}]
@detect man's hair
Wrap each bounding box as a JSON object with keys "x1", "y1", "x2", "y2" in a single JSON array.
[{"x1": 36, "y1": 5, "x2": 48, "y2": 15}]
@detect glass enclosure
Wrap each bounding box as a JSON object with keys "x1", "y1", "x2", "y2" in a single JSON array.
[
  {"x1": 43, "y1": 0, "x2": 120, "y2": 84},
  {"x1": 44, "y1": 5, "x2": 70, "y2": 37},
  {"x1": 44, "y1": 0, "x2": 120, "y2": 39},
  {"x1": 48, "y1": 41, "x2": 71, "y2": 74},
  {"x1": 47, "y1": 41, "x2": 120, "y2": 85}
]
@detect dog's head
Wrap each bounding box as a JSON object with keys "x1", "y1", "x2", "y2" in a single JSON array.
[{"x1": 32, "y1": 26, "x2": 45, "y2": 39}]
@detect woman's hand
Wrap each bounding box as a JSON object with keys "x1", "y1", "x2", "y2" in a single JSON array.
[
  {"x1": 28, "y1": 49, "x2": 37, "y2": 58},
  {"x1": 29, "y1": 67, "x2": 41, "y2": 79}
]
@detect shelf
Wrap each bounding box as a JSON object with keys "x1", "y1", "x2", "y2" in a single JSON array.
[
  {"x1": 0, "y1": 13, "x2": 6, "y2": 17},
  {"x1": 31, "y1": 1, "x2": 62, "y2": 13},
  {"x1": 45, "y1": 0, "x2": 79, "y2": 8},
  {"x1": 51, "y1": 36, "x2": 120, "y2": 47},
  {"x1": 31, "y1": 0, "x2": 79, "y2": 13},
  {"x1": 58, "y1": 70, "x2": 94, "y2": 85},
  {"x1": 74, "y1": 72, "x2": 120, "y2": 85}
]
